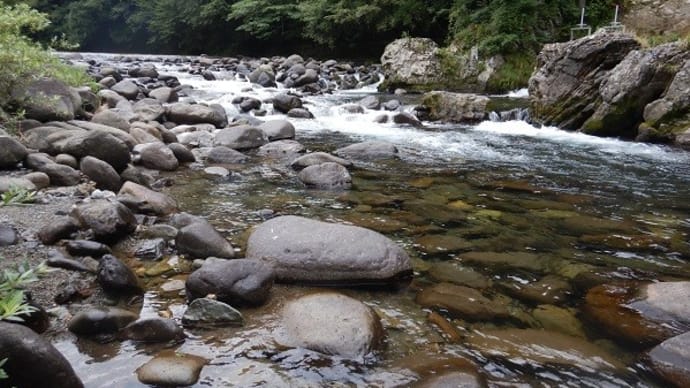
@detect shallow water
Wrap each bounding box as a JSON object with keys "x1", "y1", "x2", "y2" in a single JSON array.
[{"x1": 54, "y1": 53, "x2": 690, "y2": 387}]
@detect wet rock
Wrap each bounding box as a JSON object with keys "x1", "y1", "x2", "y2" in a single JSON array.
[
  {"x1": 97, "y1": 254, "x2": 143, "y2": 294},
  {"x1": 467, "y1": 328, "x2": 623, "y2": 370},
  {"x1": 182, "y1": 297, "x2": 244, "y2": 328},
  {"x1": 136, "y1": 351, "x2": 207, "y2": 387},
  {"x1": 416, "y1": 283, "x2": 512, "y2": 321},
  {"x1": 0, "y1": 136, "x2": 28, "y2": 168},
  {"x1": 393, "y1": 112, "x2": 423, "y2": 127},
  {"x1": 149, "y1": 86, "x2": 178, "y2": 103},
  {"x1": 140, "y1": 224, "x2": 178, "y2": 240},
  {"x1": 258, "y1": 119, "x2": 295, "y2": 141},
  {"x1": 246, "y1": 215, "x2": 412, "y2": 286},
  {"x1": 204, "y1": 166, "x2": 231, "y2": 178},
  {"x1": 166, "y1": 102, "x2": 228, "y2": 128},
  {"x1": 37, "y1": 216, "x2": 80, "y2": 245},
  {"x1": 647, "y1": 331, "x2": 690, "y2": 388},
  {"x1": 207, "y1": 146, "x2": 249, "y2": 164},
  {"x1": 393, "y1": 351, "x2": 483, "y2": 387},
  {"x1": 117, "y1": 181, "x2": 177, "y2": 216},
  {"x1": 383, "y1": 99, "x2": 402, "y2": 111},
  {"x1": 499, "y1": 274, "x2": 572, "y2": 305},
  {"x1": 413, "y1": 371, "x2": 485, "y2": 388},
  {"x1": 0, "y1": 224, "x2": 19, "y2": 246},
  {"x1": 80, "y1": 155, "x2": 122, "y2": 192},
  {"x1": 134, "y1": 238, "x2": 166, "y2": 260},
  {"x1": 359, "y1": 95, "x2": 381, "y2": 110},
  {"x1": 334, "y1": 141, "x2": 399, "y2": 161},
  {"x1": 287, "y1": 107, "x2": 314, "y2": 119},
  {"x1": 457, "y1": 251, "x2": 544, "y2": 272},
  {"x1": 135, "y1": 142, "x2": 179, "y2": 171},
  {"x1": 119, "y1": 318, "x2": 185, "y2": 343},
  {"x1": 414, "y1": 234, "x2": 472, "y2": 256},
  {"x1": 111, "y1": 80, "x2": 140, "y2": 100},
  {"x1": 133, "y1": 98, "x2": 165, "y2": 122},
  {"x1": 297, "y1": 162, "x2": 352, "y2": 189},
  {"x1": 290, "y1": 152, "x2": 352, "y2": 170},
  {"x1": 176, "y1": 219, "x2": 235, "y2": 259},
  {"x1": 68, "y1": 306, "x2": 138, "y2": 335},
  {"x1": 427, "y1": 262, "x2": 491, "y2": 289},
  {"x1": 533, "y1": 305, "x2": 586, "y2": 338},
  {"x1": 419, "y1": 92, "x2": 489, "y2": 123},
  {"x1": 582, "y1": 282, "x2": 683, "y2": 347},
  {"x1": 214, "y1": 125, "x2": 268, "y2": 150},
  {"x1": 185, "y1": 258, "x2": 274, "y2": 306},
  {"x1": 65, "y1": 239, "x2": 112, "y2": 257},
  {"x1": 276, "y1": 292, "x2": 383, "y2": 359},
  {"x1": 257, "y1": 140, "x2": 305, "y2": 158},
  {"x1": 272, "y1": 93, "x2": 303, "y2": 113},
  {"x1": 340, "y1": 104, "x2": 365, "y2": 114},
  {"x1": 0, "y1": 321, "x2": 84, "y2": 388},
  {"x1": 73, "y1": 199, "x2": 137, "y2": 242},
  {"x1": 168, "y1": 142, "x2": 196, "y2": 163}
]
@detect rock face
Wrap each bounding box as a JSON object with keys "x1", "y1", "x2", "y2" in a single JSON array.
[
  {"x1": 529, "y1": 32, "x2": 690, "y2": 143},
  {"x1": 647, "y1": 331, "x2": 690, "y2": 388},
  {"x1": 380, "y1": 38, "x2": 443, "y2": 92},
  {"x1": 276, "y1": 292, "x2": 383, "y2": 359},
  {"x1": 185, "y1": 258, "x2": 274, "y2": 306},
  {"x1": 418, "y1": 91, "x2": 490, "y2": 123},
  {"x1": 245, "y1": 216, "x2": 412, "y2": 286},
  {"x1": 0, "y1": 322, "x2": 84, "y2": 388}
]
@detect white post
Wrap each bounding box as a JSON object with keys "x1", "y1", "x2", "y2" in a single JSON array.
[
  {"x1": 614, "y1": 5, "x2": 619, "y2": 24},
  {"x1": 580, "y1": 7, "x2": 586, "y2": 27}
]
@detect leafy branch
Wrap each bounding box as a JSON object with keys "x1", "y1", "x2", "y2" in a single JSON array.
[
  {"x1": 0, "y1": 185, "x2": 36, "y2": 206},
  {"x1": 0, "y1": 260, "x2": 52, "y2": 323}
]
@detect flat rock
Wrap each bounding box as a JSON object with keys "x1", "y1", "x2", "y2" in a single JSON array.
[
  {"x1": 182, "y1": 297, "x2": 244, "y2": 328},
  {"x1": 416, "y1": 283, "x2": 512, "y2": 321},
  {"x1": 246, "y1": 215, "x2": 412, "y2": 286},
  {"x1": 334, "y1": 141, "x2": 399, "y2": 161},
  {"x1": 136, "y1": 351, "x2": 207, "y2": 387},
  {"x1": 275, "y1": 292, "x2": 383, "y2": 359},
  {"x1": 185, "y1": 258, "x2": 274, "y2": 306}
]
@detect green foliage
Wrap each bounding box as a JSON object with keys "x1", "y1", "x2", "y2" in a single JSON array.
[
  {"x1": 1, "y1": 185, "x2": 36, "y2": 206},
  {"x1": 0, "y1": 358, "x2": 7, "y2": 380},
  {"x1": 0, "y1": 261, "x2": 51, "y2": 323},
  {"x1": 486, "y1": 53, "x2": 536, "y2": 93},
  {"x1": 228, "y1": 0, "x2": 300, "y2": 41}
]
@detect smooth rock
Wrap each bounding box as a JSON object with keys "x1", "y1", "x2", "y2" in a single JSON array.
[
  {"x1": 176, "y1": 220, "x2": 235, "y2": 259},
  {"x1": 182, "y1": 297, "x2": 244, "y2": 328},
  {"x1": 73, "y1": 199, "x2": 137, "y2": 242},
  {"x1": 91, "y1": 109, "x2": 130, "y2": 131},
  {"x1": 136, "y1": 351, "x2": 206, "y2": 387},
  {"x1": 133, "y1": 98, "x2": 165, "y2": 122},
  {"x1": 419, "y1": 92, "x2": 489, "y2": 123},
  {"x1": 65, "y1": 239, "x2": 112, "y2": 257},
  {"x1": 149, "y1": 86, "x2": 178, "y2": 103},
  {"x1": 168, "y1": 142, "x2": 196, "y2": 163},
  {"x1": 0, "y1": 224, "x2": 19, "y2": 246},
  {"x1": 80, "y1": 155, "x2": 122, "y2": 191},
  {"x1": 135, "y1": 142, "x2": 179, "y2": 171},
  {"x1": 416, "y1": 283, "x2": 512, "y2": 321},
  {"x1": 427, "y1": 262, "x2": 490, "y2": 289},
  {"x1": 0, "y1": 136, "x2": 29, "y2": 168},
  {"x1": 68, "y1": 306, "x2": 138, "y2": 335},
  {"x1": 185, "y1": 258, "x2": 274, "y2": 306},
  {"x1": 37, "y1": 216, "x2": 79, "y2": 245},
  {"x1": 246, "y1": 216, "x2": 412, "y2": 286},
  {"x1": 119, "y1": 318, "x2": 185, "y2": 343},
  {"x1": 276, "y1": 292, "x2": 383, "y2": 359},
  {"x1": 298, "y1": 162, "x2": 352, "y2": 189},
  {"x1": 287, "y1": 108, "x2": 314, "y2": 119},
  {"x1": 272, "y1": 93, "x2": 303, "y2": 113},
  {"x1": 111, "y1": 80, "x2": 140, "y2": 100},
  {"x1": 207, "y1": 146, "x2": 249, "y2": 164},
  {"x1": 12, "y1": 77, "x2": 76, "y2": 122},
  {"x1": 167, "y1": 102, "x2": 228, "y2": 128},
  {"x1": 97, "y1": 254, "x2": 143, "y2": 294},
  {"x1": 213, "y1": 125, "x2": 268, "y2": 150},
  {"x1": 258, "y1": 119, "x2": 295, "y2": 141},
  {"x1": 0, "y1": 321, "x2": 84, "y2": 388},
  {"x1": 257, "y1": 140, "x2": 305, "y2": 158},
  {"x1": 290, "y1": 152, "x2": 352, "y2": 170},
  {"x1": 334, "y1": 141, "x2": 399, "y2": 161},
  {"x1": 117, "y1": 181, "x2": 178, "y2": 216}
]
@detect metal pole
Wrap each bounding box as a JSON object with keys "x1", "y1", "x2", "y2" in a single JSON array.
[
  {"x1": 614, "y1": 5, "x2": 619, "y2": 23},
  {"x1": 580, "y1": 7, "x2": 586, "y2": 27}
]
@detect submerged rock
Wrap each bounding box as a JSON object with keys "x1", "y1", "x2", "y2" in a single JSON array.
[
  {"x1": 136, "y1": 351, "x2": 207, "y2": 387},
  {"x1": 0, "y1": 321, "x2": 84, "y2": 388},
  {"x1": 182, "y1": 297, "x2": 244, "y2": 328},
  {"x1": 290, "y1": 152, "x2": 352, "y2": 170},
  {"x1": 276, "y1": 292, "x2": 384, "y2": 359},
  {"x1": 246, "y1": 215, "x2": 412, "y2": 286},
  {"x1": 119, "y1": 318, "x2": 185, "y2": 343},
  {"x1": 68, "y1": 306, "x2": 138, "y2": 335},
  {"x1": 185, "y1": 258, "x2": 274, "y2": 306},
  {"x1": 416, "y1": 283, "x2": 511, "y2": 321}
]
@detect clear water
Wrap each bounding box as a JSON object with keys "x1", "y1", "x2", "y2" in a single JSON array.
[{"x1": 53, "y1": 53, "x2": 690, "y2": 387}]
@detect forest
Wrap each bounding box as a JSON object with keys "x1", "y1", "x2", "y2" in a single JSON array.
[{"x1": 8, "y1": 0, "x2": 623, "y2": 59}]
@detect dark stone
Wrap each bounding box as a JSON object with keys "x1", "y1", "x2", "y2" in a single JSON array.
[
  {"x1": 182, "y1": 297, "x2": 244, "y2": 328},
  {"x1": 168, "y1": 142, "x2": 196, "y2": 163},
  {"x1": 119, "y1": 318, "x2": 185, "y2": 343},
  {"x1": 207, "y1": 146, "x2": 249, "y2": 164},
  {"x1": 0, "y1": 321, "x2": 84, "y2": 388},
  {"x1": 37, "y1": 216, "x2": 79, "y2": 245},
  {"x1": 117, "y1": 181, "x2": 177, "y2": 216},
  {"x1": 136, "y1": 351, "x2": 206, "y2": 387},
  {"x1": 46, "y1": 250, "x2": 95, "y2": 273},
  {"x1": 65, "y1": 239, "x2": 112, "y2": 257},
  {"x1": 80, "y1": 155, "x2": 122, "y2": 191},
  {"x1": 0, "y1": 136, "x2": 29, "y2": 169},
  {"x1": 272, "y1": 94, "x2": 303, "y2": 113},
  {"x1": 11, "y1": 78, "x2": 77, "y2": 122},
  {"x1": 287, "y1": 108, "x2": 314, "y2": 119},
  {"x1": 297, "y1": 162, "x2": 352, "y2": 189},
  {"x1": 134, "y1": 238, "x2": 166, "y2": 260},
  {"x1": 186, "y1": 258, "x2": 274, "y2": 306},
  {"x1": 176, "y1": 220, "x2": 235, "y2": 259},
  {"x1": 135, "y1": 142, "x2": 179, "y2": 171},
  {"x1": 68, "y1": 306, "x2": 138, "y2": 335},
  {"x1": 73, "y1": 200, "x2": 137, "y2": 242},
  {"x1": 97, "y1": 254, "x2": 143, "y2": 294}
]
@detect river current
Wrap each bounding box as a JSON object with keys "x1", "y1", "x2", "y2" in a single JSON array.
[{"x1": 53, "y1": 53, "x2": 690, "y2": 387}]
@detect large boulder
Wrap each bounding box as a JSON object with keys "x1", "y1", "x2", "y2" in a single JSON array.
[
  {"x1": 80, "y1": 155, "x2": 122, "y2": 191},
  {"x1": 418, "y1": 91, "x2": 489, "y2": 123},
  {"x1": 185, "y1": 258, "x2": 274, "y2": 306},
  {"x1": 134, "y1": 142, "x2": 179, "y2": 171},
  {"x1": 133, "y1": 98, "x2": 165, "y2": 122},
  {"x1": 245, "y1": 215, "x2": 413, "y2": 286},
  {"x1": 166, "y1": 102, "x2": 228, "y2": 128},
  {"x1": 333, "y1": 141, "x2": 399, "y2": 162},
  {"x1": 11, "y1": 78, "x2": 77, "y2": 122},
  {"x1": 275, "y1": 292, "x2": 384, "y2": 359},
  {"x1": 0, "y1": 136, "x2": 29, "y2": 169},
  {"x1": 59, "y1": 129, "x2": 132, "y2": 172},
  {"x1": 258, "y1": 119, "x2": 295, "y2": 141},
  {"x1": 175, "y1": 219, "x2": 235, "y2": 259},
  {"x1": 111, "y1": 80, "x2": 140, "y2": 100},
  {"x1": 529, "y1": 32, "x2": 641, "y2": 131},
  {"x1": 73, "y1": 199, "x2": 137, "y2": 242},
  {"x1": 272, "y1": 94, "x2": 303, "y2": 114},
  {"x1": 297, "y1": 162, "x2": 352, "y2": 189},
  {"x1": 213, "y1": 125, "x2": 268, "y2": 150},
  {"x1": 380, "y1": 38, "x2": 443, "y2": 92},
  {"x1": 0, "y1": 321, "x2": 84, "y2": 388}
]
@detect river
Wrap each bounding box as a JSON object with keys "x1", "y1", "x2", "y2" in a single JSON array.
[{"x1": 53, "y1": 53, "x2": 690, "y2": 387}]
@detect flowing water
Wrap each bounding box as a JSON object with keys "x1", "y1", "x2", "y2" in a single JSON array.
[{"x1": 53, "y1": 53, "x2": 690, "y2": 387}]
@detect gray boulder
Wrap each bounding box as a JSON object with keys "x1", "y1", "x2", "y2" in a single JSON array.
[
  {"x1": 207, "y1": 146, "x2": 249, "y2": 164},
  {"x1": 185, "y1": 258, "x2": 274, "y2": 306},
  {"x1": 135, "y1": 142, "x2": 179, "y2": 171},
  {"x1": 419, "y1": 91, "x2": 489, "y2": 123},
  {"x1": 647, "y1": 331, "x2": 690, "y2": 388},
  {"x1": 98, "y1": 89, "x2": 126, "y2": 108},
  {"x1": 182, "y1": 297, "x2": 245, "y2": 328},
  {"x1": 111, "y1": 80, "x2": 140, "y2": 100},
  {"x1": 136, "y1": 352, "x2": 206, "y2": 387},
  {"x1": 249, "y1": 65, "x2": 276, "y2": 87},
  {"x1": 91, "y1": 109, "x2": 131, "y2": 131},
  {"x1": 359, "y1": 96, "x2": 381, "y2": 110},
  {"x1": 246, "y1": 215, "x2": 413, "y2": 286},
  {"x1": 334, "y1": 141, "x2": 399, "y2": 161},
  {"x1": 0, "y1": 224, "x2": 18, "y2": 246},
  {"x1": 176, "y1": 219, "x2": 235, "y2": 259},
  {"x1": 293, "y1": 68, "x2": 319, "y2": 87},
  {"x1": 258, "y1": 119, "x2": 295, "y2": 141},
  {"x1": 133, "y1": 98, "x2": 165, "y2": 122},
  {"x1": 119, "y1": 318, "x2": 185, "y2": 343},
  {"x1": 273, "y1": 94, "x2": 303, "y2": 113},
  {"x1": 0, "y1": 136, "x2": 28, "y2": 168},
  {"x1": 213, "y1": 125, "x2": 268, "y2": 150},
  {"x1": 59, "y1": 130, "x2": 132, "y2": 172},
  {"x1": 12, "y1": 78, "x2": 77, "y2": 122},
  {"x1": 290, "y1": 152, "x2": 352, "y2": 170},
  {"x1": 168, "y1": 142, "x2": 196, "y2": 163},
  {"x1": 97, "y1": 254, "x2": 142, "y2": 294},
  {"x1": 35, "y1": 162, "x2": 80, "y2": 186},
  {"x1": 380, "y1": 38, "x2": 442, "y2": 93},
  {"x1": 129, "y1": 65, "x2": 159, "y2": 79},
  {"x1": 0, "y1": 321, "x2": 84, "y2": 388},
  {"x1": 148, "y1": 86, "x2": 178, "y2": 103},
  {"x1": 257, "y1": 140, "x2": 305, "y2": 159},
  {"x1": 80, "y1": 155, "x2": 122, "y2": 191},
  {"x1": 117, "y1": 181, "x2": 177, "y2": 216},
  {"x1": 167, "y1": 102, "x2": 228, "y2": 128},
  {"x1": 276, "y1": 292, "x2": 384, "y2": 359},
  {"x1": 73, "y1": 199, "x2": 137, "y2": 242},
  {"x1": 298, "y1": 162, "x2": 352, "y2": 189},
  {"x1": 287, "y1": 108, "x2": 314, "y2": 119}
]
